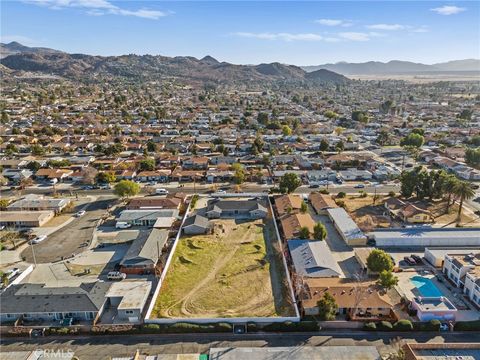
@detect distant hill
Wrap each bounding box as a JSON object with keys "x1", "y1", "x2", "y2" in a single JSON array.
[
  {"x1": 302, "y1": 59, "x2": 480, "y2": 75},
  {"x1": 0, "y1": 41, "x2": 63, "y2": 59},
  {"x1": 0, "y1": 42, "x2": 351, "y2": 86}
]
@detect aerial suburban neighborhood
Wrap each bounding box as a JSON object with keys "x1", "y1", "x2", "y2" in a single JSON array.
[{"x1": 1, "y1": 0, "x2": 480, "y2": 359}]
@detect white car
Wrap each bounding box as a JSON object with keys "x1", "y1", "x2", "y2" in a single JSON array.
[
  {"x1": 116, "y1": 222, "x2": 132, "y2": 229},
  {"x1": 6, "y1": 268, "x2": 21, "y2": 280},
  {"x1": 216, "y1": 190, "x2": 227, "y2": 195},
  {"x1": 107, "y1": 271, "x2": 126, "y2": 281},
  {"x1": 75, "y1": 210, "x2": 86, "y2": 217},
  {"x1": 155, "y1": 188, "x2": 168, "y2": 195},
  {"x1": 30, "y1": 235, "x2": 47, "y2": 244}
]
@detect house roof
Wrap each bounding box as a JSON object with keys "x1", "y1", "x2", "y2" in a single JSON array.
[
  {"x1": 183, "y1": 214, "x2": 209, "y2": 229},
  {"x1": 309, "y1": 192, "x2": 337, "y2": 213},
  {"x1": 302, "y1": 278, "x2": 394, "y2": 310},
  {"x1": 274, "y1": 194, "x2": 303, "y2": 215},
  {"x1": 127, "y1": 197, "x2": 181, "y2": 210},
  {"x1": 207, "y1": 199, "x2": 267, "y2": 214},
  {"x1": 280, "y1": 213, "x2": 316, "y2": 240},
  {"x1": 327, "y1": 208, "x2": 366, "y2": 241},
  {"x1": 288, "y1": 239, "x2": 342, "y2": 278},
  {"x1": 7, "y1": 195, "x2": 69, "y2": 210},
  {"x1": 118, "y1": 209, "x2": 179, "y2": 222},
  {"x1": 0, "y1": 282, "x2": 111, "y2": 314},
  {"x1": 121, "y1": 228, "x2": 168, "y2": 266}
]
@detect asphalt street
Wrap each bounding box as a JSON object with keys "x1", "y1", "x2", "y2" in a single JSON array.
[{"x1": 1, "y1": 331, "x2": 479, "y2": 359}]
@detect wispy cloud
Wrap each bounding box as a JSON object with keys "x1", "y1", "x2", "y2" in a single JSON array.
[
  {"x1": 23, "y1": 0, "x2": 169, "y2": 19},
  {"x1": 233, "y1": 32, "x2": 324, "y2": 42},
  {"x1": 367, "y1": 24, "x2": 405, "y2": 31},
  {"x1": 338, "y1": 32, "x2": 370, "y2": 42},
  {"x1": 315, "y1": 19, "x2": 353, "y2": 27},
  {"x1": 430, "y1": 5, "x2": 466, "y2": 15}
]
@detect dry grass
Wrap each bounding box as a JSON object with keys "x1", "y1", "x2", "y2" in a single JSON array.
[
  {"x1": 43, "y1": 214, "x2": 72, "y2": 227},
  {"x1": 65, "y1": 262, "x2": 110, "y2": 276},
  {"x1": 153, "y1": 218, "x2": 290, "y2": 319}
]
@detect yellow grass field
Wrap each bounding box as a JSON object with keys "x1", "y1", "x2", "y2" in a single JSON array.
[{"x1": 153, "y1": 218, "x2": 293, "y2": 318}]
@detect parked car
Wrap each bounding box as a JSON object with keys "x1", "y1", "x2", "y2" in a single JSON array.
[
  {"x1": 309, "y1": 184, "x2": 320, "y2": 188},
  {"x1": 215, "y1": 190, "x2": 227, "y2": 195},
  {"x1": 29, "y1": 235, "x2": 47, "y2": 244},
  {"x1": 107, "y1": 271, "x2": 126, "y2": 281},
  {"x1": 411, "y1": 254, "x2": 422, "y2": 263},
  {"x1": 147, "y1": 181, "x2": 157, "y2": 186},
  {"x1": 155, "y1": 188, "x2": 168, "y2": 195},
  {"x1": 98, "y1": 183, "x2": 111, "y2": 190},
  {"x1": 82, "y1": 185, "x2": 93, "y2": 190},
  {"x1": 404, "y1": 256, "x2": 417, "y2": 266},
  {"x1": 75, "y1": 210, "x2": 86, "y2": 217},
  {"x1": 354, "y1": 184, "x2": 365, "y2": 189},
  {"x1": 116, "y1": 222, "x2": 132, "y2": 229},
  {"x1": 6, "y1": 267, "x2": 21, "y2": 280},
  {"x1": 439, "y1": 323, "x2": 449, "y2": 331}
]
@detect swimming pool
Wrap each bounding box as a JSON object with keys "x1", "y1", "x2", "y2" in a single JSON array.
[{"x1": 410, "y1": 276, "x2": 443, "y2": 297}]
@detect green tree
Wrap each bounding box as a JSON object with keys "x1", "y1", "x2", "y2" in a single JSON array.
[
  {"x1": 443, "y1": 175, "x2": 458, "y2": 213},
  {"x1": 298, "y1": 226, "x2": 311, "y2": 239},
  {"x1": 324, "y1": 110, "x2": 338, "y2": 119},
  {"x1": 452, "y1": 181, "x2": 475, "y2": 223},
  {"x1": 352, "y1": 110, "x2": 368, "y2": 123},
  {"x1": 257, "y1": 112, "x2": 269, "y2": 124},
  {"x1": 96, "y1": 171, "x2": 116, "y2": 184},
  {"x1": 317, "y1": 292, "x2": 338, "y2": 321},
  {"x1": 319, "y1": 139, "x2": 329, "y2": 152},
  {"x1": 279, "y1": 173, "x2": 302, "y2": 194},
  {"x1": 313, "y1": 222, "x2": 327, "y2": 241},
  {"x1": 335, "y1": 140, "x2": 344, "y2": 152},
  {"x1": 146, "y1": 141, "x2": 157, "y2": 153},
  {"x1": 367, "y1": 249, "x2": 394, "y2": 273},
  {"x1": 114, "y1": 180, "x2": 140, "y2": 199},
  {"x1": 465, "y1": 148, "x2": 480, "y2": 168},
  {"x1": 232, "y1": 163, "x2": 245, "y2": 184},
  {"x1": 26, "y1": 161, "x2": 41, "y2": 172},
  {"x1": 139, "y1": 158, "x2": 156, "y2": 172},
  {"x1": 400, "y1": 133, "x2": 424, "y2": 148},
  {"x1": 377, "y1": 270, "x2": 399, "y2": 290},
  {"x1": 300, "y1": 201, "x2": 308, "y2": 214},
  {"x1": 282, "y1": 125, "x2": 292, "y2": 136}
]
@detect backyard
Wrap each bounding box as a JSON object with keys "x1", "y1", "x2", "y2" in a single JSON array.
[{"x1": 152, "y1": 217, "x2": 294, "y2": 319}]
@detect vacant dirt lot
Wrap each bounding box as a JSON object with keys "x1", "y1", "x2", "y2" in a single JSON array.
[{"x1": 153, "y1": 217, "x2": 293, "y2": 319}]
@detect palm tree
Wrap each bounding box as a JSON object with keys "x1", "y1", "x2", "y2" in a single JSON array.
[
  {"x1": 452, "y1": 181, "x2": 476, "y2": 223},
  {"x1": 443, "y1": 175, "x2": 458, "y2": 214}
]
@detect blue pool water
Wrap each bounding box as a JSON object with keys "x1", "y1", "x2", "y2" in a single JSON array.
[{"x1": 410, "y1": 276, "x2": 443, "y2": 297}]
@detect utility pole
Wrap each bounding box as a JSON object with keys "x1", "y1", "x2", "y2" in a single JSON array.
[{"x1": 30, "y1": 241, "x2": 37, "y2": 268}]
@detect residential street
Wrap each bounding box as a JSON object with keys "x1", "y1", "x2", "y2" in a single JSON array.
[{"x1": 1, "y1": 331, "x2": 479, "y2": 359}]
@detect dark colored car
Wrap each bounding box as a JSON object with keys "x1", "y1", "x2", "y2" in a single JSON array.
[
  {"x1": 411, "y1": 254, "x2": 422, "y2": 264},
  {"x1": 404, "y1": 256, "x2": 416, "y2": 266}
]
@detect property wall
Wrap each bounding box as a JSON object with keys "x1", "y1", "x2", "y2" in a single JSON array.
[{"x1": 375, "y1": 236, "x2": 480, "y2": 247}]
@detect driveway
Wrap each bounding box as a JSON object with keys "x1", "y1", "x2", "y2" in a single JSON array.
[
  {"x1": 21, "y1": 197, "x2": 115, "y2": 264},
  {"x1": 309, "y1": 211, "x2": 362, "y2": 278}
]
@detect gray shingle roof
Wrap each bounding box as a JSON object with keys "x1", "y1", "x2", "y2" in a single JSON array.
[
  {"x1": 121, "y1": 228, "x2": 168, "y2": 266},
  {"x1": 288, "y1": 239, "x2": 342, "y2": 278},
  {"x1": 0, "y1": 282, "x2": 111, "y2": 314}
]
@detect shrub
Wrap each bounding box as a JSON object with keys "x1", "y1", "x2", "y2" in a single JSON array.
[
  {"x1": 454, "y1": 320, "x2": 480, "y2": 331},
  {"x1": 364, "y1": 322, "x2": 377, "y2": 331},
  {"x1": 413, "y1": 320, "x2": 440, "y2": 331},
  {"x1": 247, "y1": 322, "x2": 258, "y2": 332},
  {"x1": 388, "y1": 191, "x2": 396, "y2": 197},
  {"x1": 336, "y1": 192, "x2": 346, "y2": 198},
  {"x1": 393, "y1": 320, "x2": 413, "y2": 331},
  {"x1": 319, "y1": 189, "x2": 329, "y2": 194},
  {"x1": 377, "y1": 321, "x2": 393, "y2": 331}
]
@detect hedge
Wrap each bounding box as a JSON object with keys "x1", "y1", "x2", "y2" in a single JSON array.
[
  {"x1": 413, "y1": 320, "x2": 440, "y2": 331},
  {"x1": 377, "y1": 321, "x2": 393, "y2": 331},
  {"x1": 393, "y1": 320, "x2": 413, "y2": 331},
  {"x1": 364, "y1": 322, "x2": 377, "y2": 331},
  {"x1": 454, "y1": 320, "x2": 480, "y2": 331},
  {"x1": 262, "y1": 321, "x2": 319, "y2": 332}
]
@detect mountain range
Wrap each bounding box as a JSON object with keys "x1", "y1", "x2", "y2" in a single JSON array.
[
  {"x1": 302, "y1": 59, "x2": 480, "y2": 75},
  {"x1": 0, "y1": 42, "x2": 349, "y2": 86}
]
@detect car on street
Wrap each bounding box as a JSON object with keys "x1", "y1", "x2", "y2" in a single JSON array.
[
  {"x1": 354, "y1": 184, "x2": 365, "y2": 189},
  {"x1": 147, "y1": 181, "x2": 157, "y2": 186},
  {"x1": 440, "y1": 323, "x2": 449, "y2": 331},
  {"x1": 6, "y1": 267, "x2": 21, "y2": 280},
  {"x1": 29, "y1": 235, "x2": 47, "y2": 244},
  {"x1": 155, "y1": 188, "x2": 168, "y2": 195},
  {"x1": 309, "y1": 184, "x2": 320, "y2": 188},
  {"x1": 116, "y1": 222, "x2": 132, "y2": 229},
  {"x1": 75, "y1": 210, "x2": 86, "y2": 217},
  {"x1": 107, "y1": 271, "x2": 127, "y2": 281},
  {"x1": 98, "y1": 184, "x2": 111, "y2": 190},
  {"x1": 215, "y1": 190, "x2": 227, "y2": 195},
  {"x1": 82, "y1": 185, "x2": 93, "y2": 190}
]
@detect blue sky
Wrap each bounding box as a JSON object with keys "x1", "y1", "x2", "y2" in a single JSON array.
[{"x1": 1, "y1": 1, "x2": 479, "y2": 65}]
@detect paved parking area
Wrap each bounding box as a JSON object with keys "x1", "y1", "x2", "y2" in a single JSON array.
[
  {"x1": 309, "y1": 210, "x2": 362, "y2": 278},
  {"x1": 21, "y1": 197, "x2": 115, "y2": 264}
]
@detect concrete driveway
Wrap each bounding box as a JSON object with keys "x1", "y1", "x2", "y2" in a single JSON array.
[{"x1": 21, "y1": 197, "x2": 115, "y2": 264}]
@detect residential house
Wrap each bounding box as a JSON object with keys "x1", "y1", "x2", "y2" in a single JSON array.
[
  {"x1": 126, "y1": 197, "x2": 181, "y2": 210},
  {"x1": 0, "y1": 211, "x2": 54, "y2": 228},
  {"x1": 120, "y1": 229, "x2": 169, "y2": 274},
  {"x1": 35, "y1": 168, "x2": 73, "y2": 182},
  {"x1": 309, "y1": 192, "x2": 338, "y2": 215},
  {"x1": 274, "y1": 194, "x2": 303, "y2": 217},
  {"x1": 7, "y1": 194, "x2": 70, "y2": 214},
  {"x1": 327, "y1": 208, "x2": 367, "y2": 246},
  {"x1": 0, "y1": 282, "x2": 111, "y2": 324},
  {"x1": 443, "y1": 252, "x2": 480, "y2": 307},
  {"x1": 182, "y1": 214, "x2": 210, "y2": 235},
  {"x1": 205, "y1": 198, "x2": 267, "y2": 219},
  {"x1": 410, "y1": 297, "x2": 457, "y2": 322},
  {"x1": 280, "y1": 213, "x2": 316, "y2": 240},
  {"x1": 288, "y1": 239, "x2": 342, "y2": 278},
  {"x1": 117, "y1": 209, "x2": 179, "y2": 227},
  {"x1": 301, "y1": 278, "x2": 395, "y2": 320},
  {"x1": 384, "y1": 198, "x2": 432, "y2": 224}
]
